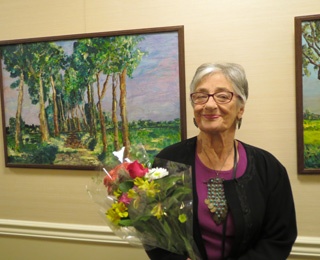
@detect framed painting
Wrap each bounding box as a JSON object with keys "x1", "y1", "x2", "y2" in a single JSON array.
[
  {"x1": 295, "y1": 15, "x2": 320, "y2": 174},
  {"x1": 0, "y1": 26, "x2": 186, "y2": 170}
]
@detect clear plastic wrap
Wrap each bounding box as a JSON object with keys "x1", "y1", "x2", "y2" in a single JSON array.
[{"x1": 86, "y1": 146, "x2": 201, "y2": 259}]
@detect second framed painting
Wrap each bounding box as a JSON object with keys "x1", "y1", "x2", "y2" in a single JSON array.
[
  {"x1": 0, "y1": 26, "x2": 186, "y2": 170},
  {"x1": 295, "y1": 15, "x2": 320, "y2": 174}
]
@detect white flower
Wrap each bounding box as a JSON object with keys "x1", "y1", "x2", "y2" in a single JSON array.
[
  {"x1": 146, "y1": 167, "x2": 169, "y2": 180},
  {"x1": 113, "y1": 147, "x2": 126, "y2": 163}
]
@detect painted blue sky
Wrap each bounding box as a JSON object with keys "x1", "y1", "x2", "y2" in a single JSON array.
[
  {"x1": 301, "y1": 34, "x2": 320, "y2": 114},
  {"x1": 1, "y1": 32, "x2": 182, "y2": 125},
  {"x1": 108, "y1": 32, "x2": 181, "y2": 122},
  {"x1": 303, "y1": 65, "x2": 320, "y2": 114}
]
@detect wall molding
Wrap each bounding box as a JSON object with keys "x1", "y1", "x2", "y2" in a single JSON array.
[
  {"x1": 0, "y1": 219, "x2": 127, "y2": 245},
  {"x1": 0, "y1": 219, "x2": 319, "y2": 257},
  {"x1": 291, "y1": 236, "x2": 320, "y2": 257}
]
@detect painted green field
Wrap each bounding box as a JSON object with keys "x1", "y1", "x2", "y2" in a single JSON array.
[
  {"x1": 6, "y1": 121, "x2": 181, "y2": 169},
  {"x1": 304, "y1": 120, "x2": 320, "y2": 144},
  {"x1": 303, "y1": 120, "x2": 320, "y2": 168}
]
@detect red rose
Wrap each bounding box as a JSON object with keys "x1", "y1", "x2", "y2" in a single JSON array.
[{"x1": 127, "y1": 160, "x2": 148, "y2": 178}]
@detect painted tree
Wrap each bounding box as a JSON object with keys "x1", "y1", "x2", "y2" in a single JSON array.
[
  {"x1": 70, "y1": 40, "x2": 98, "y2": 137},
  {"x1": 43, "y1": 43, "x2": 67, "y2": 137},
  {"x1": 89, "y1": 37, "x2": 115, "y2": 154},
  {"x1": 70, "y1": 36, "x2": 145, "y2": 154},
  {"x1": 112, "y1": 35, "x2": 145, "y2": 156},
  {"x1": 301, "y1": 20, "x2": 320, "y2": 79},
  {"x1": 1, "y1": 44, "x2": 28, "y2": 150},
  {"x1": 111, "y1": 74, "x2": 120, "y2": 151},
  {"x1": 70, "y1": 38, "x2": 112, "y2": 153},
  {"x1": 64, "y1": 67, "x2": 89, "y2": 132},
  {"x1": 24, "y1": 42, "x2": 66, "y2": 142}
]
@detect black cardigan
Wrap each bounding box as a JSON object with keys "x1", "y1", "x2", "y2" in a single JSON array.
[{"x1": 146, "y1": 137, "x2": 297, "y2": 260}]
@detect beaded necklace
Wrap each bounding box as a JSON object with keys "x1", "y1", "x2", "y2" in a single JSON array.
[{"x1": 203, "y1": 140, "x2": 237, "y2": 225}]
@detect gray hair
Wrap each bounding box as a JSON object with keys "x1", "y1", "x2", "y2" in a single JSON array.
[{"x1": 189, "y1": 62, "x2": 249, "y2": 104}]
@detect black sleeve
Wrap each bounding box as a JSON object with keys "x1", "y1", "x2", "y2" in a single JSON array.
[
  {"x1": 238, "y1": 158, "x2": 297, "y2": 259},
  {"x1": 145, "y1": 247, "x2": 188, "y2": 260}
]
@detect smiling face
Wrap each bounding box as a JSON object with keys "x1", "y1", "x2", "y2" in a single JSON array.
[{"x1": 193, "y1": 72, "x2": 245, "y2": 135}]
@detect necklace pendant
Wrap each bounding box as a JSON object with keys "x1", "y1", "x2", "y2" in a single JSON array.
[
  {"x1": 205, "y1": 177, "x2": 228, "y2": 225},
  {"x1": 204, "y1": 199, "x2": 217, "y2": 213}
]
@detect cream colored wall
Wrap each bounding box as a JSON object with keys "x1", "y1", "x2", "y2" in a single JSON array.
[
  {"x1": 0, "y1": 0, "x2": 320, "y2": 259},
  {"x1": 0, "y1": 235, "x2": 148, "y2": 260}
]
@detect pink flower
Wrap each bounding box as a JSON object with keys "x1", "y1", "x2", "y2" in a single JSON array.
[
  {"x1": 118, "y1": 193, "x2": 132, "y2": 205},
  {"x1": 127, "y1": 160, "x2": 148, "y2": 178}
]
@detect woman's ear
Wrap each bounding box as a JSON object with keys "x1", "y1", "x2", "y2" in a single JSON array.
[
  {"x1": 237, "y1": 106, "x2": 245, "y2": 129},
  {"x1": 237, "y1": 105, "x2": 245, "y2": 118}
]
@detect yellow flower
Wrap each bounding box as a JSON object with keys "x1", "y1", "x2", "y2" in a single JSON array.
[
  {"x1": 127, "y1": 188, "x2": 140, "y2": 208},
  {"x1": 133, "y1": 177, "x2": 147, "y2": 188},
  {"x1": 106, "y1": 202, "x2": 128, "y2": 225},
  {"x1": 134, "y1": 178, "x2": 160, "y2": 197},
  {"x1": 132, "y1": 196, "x2": 141, "y2": 209},
  {"x1": 178, "y1": 213, "x2": 187, "y2": 223},
  {"x1": 145, "y1": 180, "x2": 160, "y2": 197},
  {"x1": 113, "y1": 188, "x2": 122, "y2": 198},
  {"x1": 106, "y1": 207, "x2": 121, "y2": 225},
  {"x1": 127, "y1": 188, "x2": 137, "y2": 199},
  {"x1": 151, "y1": 203, "x2": 164, "y2": 219},
  {"x1": 114, "y1": 202, "x2": 129, "y2": 218}
]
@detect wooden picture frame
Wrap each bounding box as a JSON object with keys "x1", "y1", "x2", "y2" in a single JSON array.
[
  {"x1": 295, "y1": 15, "x2": 320, "y2": 174},
  {"x1": 0, "y1": 26, "x2": 186, "y2": 170}
]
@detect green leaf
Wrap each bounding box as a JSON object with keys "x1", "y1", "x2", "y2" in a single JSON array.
[
  {"x1": 119, "y1": 219, "x2": 133, "y2": 226},
  {"x1": 119, "y1": 181, "x2": 134, "y2": 192},
  {"x1": 162, "y1": 220, "x2": 172, "y2": 237},
  {"x1": 172, "y1": 187, "x2": 192, "y2": 197},
  {"x1": 155, "y1": 176, "x2": 182, "y2": 192},
  {"x1": 131, "y1": 213, "x2": 152, "y2": 222}
]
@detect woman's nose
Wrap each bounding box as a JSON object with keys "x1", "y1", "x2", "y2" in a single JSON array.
[{"x1": 205, "y1": 95, "x2": 218, "y2": 107}]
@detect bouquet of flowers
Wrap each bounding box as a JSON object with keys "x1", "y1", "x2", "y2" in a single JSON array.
[{"x1": 87, "y1": 145, "x2": 200, "y2": 259}]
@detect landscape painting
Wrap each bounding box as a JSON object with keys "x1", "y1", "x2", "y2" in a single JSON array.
[
  {"x1": 0, "y1": 26, "x2": 186, "y2": 170},
  {"x1": 295, "y1": 15, "x2": 320, "y2": 174}
]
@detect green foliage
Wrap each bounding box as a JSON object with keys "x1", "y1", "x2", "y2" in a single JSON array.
[
  {"x1": 29, "y1": 143, "x2": 59, "y2": 164},
  {"x1": 119, "y1": 181, "x2": 134, "y2": 193},
  {"x1": 99, "y1": 120, "x2": 181, "y2": 166},
  {"x1": 303, "y1": 119, "x2": 320, "y2": 168},
  {"x1": 301, "y1": 21, "x2": 320, "y2": 78},
  {"x1": 88, "y1": 138, "x2": 98, "y2": 151},
  {"x1": 303, "y1": 120, "x2": 320, "y2": 145},
  {"x1": 6, "y1": 118, "x2": 181, "y2": 167},
  {"x1": 8, "y1": 141, "x2": 58, "y2": 165},
  {"x1": 97, "y1": 151, "x2": 107, "y2": 162},
  {"x1": 119, "y1": 218, "x2": 133, "y2": 226},
  {"x1": 304, "y1": 144, "x2": 320, "y2": 168}
]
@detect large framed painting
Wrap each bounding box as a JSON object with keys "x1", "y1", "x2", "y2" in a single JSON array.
[
  {"x1": 295, "y1": 15, "x2": 320, "y2": 174},
  {"x1": 0, "y1": 26, "x2": 186, "y2": 170}
]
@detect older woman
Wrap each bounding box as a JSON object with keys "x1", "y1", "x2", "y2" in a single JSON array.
[{"x1": 146, "y1": 63, "x2": 297, "y2": 260}]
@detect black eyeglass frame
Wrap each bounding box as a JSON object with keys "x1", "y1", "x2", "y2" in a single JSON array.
[{"x1": 190, "y1": 91, "x2": 235, "y2": 105}]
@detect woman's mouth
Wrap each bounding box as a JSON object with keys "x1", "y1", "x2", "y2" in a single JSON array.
[{"x1": 202, "y1": 114, "x2": 220, "y2": 120}]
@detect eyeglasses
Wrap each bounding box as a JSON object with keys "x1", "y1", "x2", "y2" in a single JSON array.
[{"x1": 190, "y1": 91, "x2": 235, "y2": 104}]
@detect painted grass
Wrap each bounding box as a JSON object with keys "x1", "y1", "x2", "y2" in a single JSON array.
[{"x1": 303, "y1": 120, "x2": 320, "y2": 168}]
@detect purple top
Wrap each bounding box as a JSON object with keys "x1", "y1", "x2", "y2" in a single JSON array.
[{"x1": 195, "y1": 142, "x2": 247, "y2": 259}]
